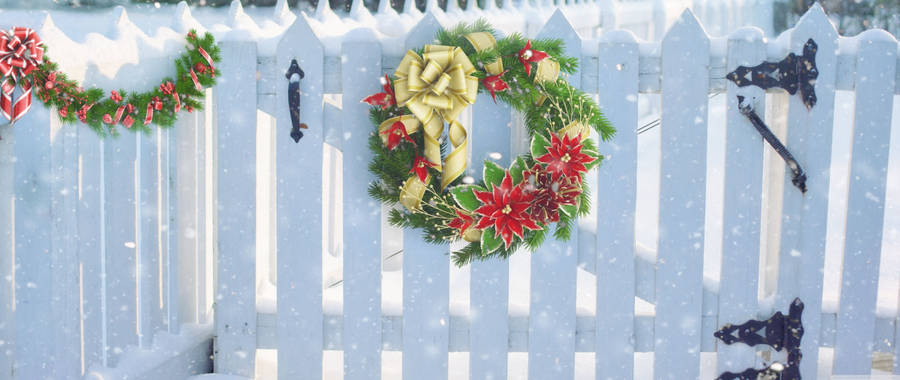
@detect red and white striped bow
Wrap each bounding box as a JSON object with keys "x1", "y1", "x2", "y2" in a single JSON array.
[{"x1": 0, "y1": 27, "x2": 44, "y2": 124}]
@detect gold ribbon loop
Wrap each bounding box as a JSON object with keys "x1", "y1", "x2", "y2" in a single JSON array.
[
  {"x1": 400, "y1": 175, "x2": 429, "y2": 210},
  {"x1": 464, "y1": 32, "x2": 504, "y2": 75},
  {"x1": 559, "y1": 120, "x2": 591, "y2": 140},
  {"x1": 534, "y1": 59, "x2": 561, "y2": 106},
  {"x1": 378, "y1": 115, "x2": 421, "y2": 145}
]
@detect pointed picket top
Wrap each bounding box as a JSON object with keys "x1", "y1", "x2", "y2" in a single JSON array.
[
  {"x1": 791, "y1": 2, "x2": 838, "y2": 47},
  {"x1": 405, "y1": 12, "x2": 442, "y2": 49},
  {"x1": 402, "y1": 0, "x2": 422, "y2": 15},
  {"x1": 278, "y1": 10, "x2": 324, "y2": 54},
  {"x1": 464, "y1": 0, "x2": 476, "y2": 12},
  {"x1": 662, "y1": 8, "x2": 708, "y2": 46},
  {"x1": 39, "y1": 12, "x2": 57, "y2": 34},
  {"x1": 536, "y1": 8, "x2": 582, "y2": 88},
  {"x1": 173, "y1": 2, "x2": 204, "y2": 33},
  {"x1": 445, "y1": 0, "x2": 461, "y2": 13},
  {"x1": 315, "y1": 0, "x2": 332, "y2": 18},
  {"x1": 227, "y1": 0, "x2": 260, "y2": 31},
  {"x1": 274, "y1": 0, "x2": 296, "y2": 25},
  {"x1": 500, "y1": 0, "x2": 512, "y2": 10},
  {"x1": 484, "y1": 0, "x2": 497, "y2": 11},
  {"x1": 378, "y1": 0, "x2": 399, "y2": 15},
  {"x1": 350, "y1": 0, "x2": 376, "y2": 22},
  {"x1": 109, "y1": 6, "x2": 138, "y2": 38},
  {"x1": 424, "y1": 0, "x2": 442, "y2": 14}
]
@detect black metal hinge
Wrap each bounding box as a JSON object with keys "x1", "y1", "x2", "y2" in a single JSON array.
[
  {"x1": 727, "y1": 39, "x2": 818, "y2": 109},
  {"x1": 715, "y1": 298, "x2": 805, "y2": 380}
]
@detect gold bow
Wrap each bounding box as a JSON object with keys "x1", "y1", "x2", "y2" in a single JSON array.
[{"x1": 393, "y1": 44, "x2": 479, "y2": 210}]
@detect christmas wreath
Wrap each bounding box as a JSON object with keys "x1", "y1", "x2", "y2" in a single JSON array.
[
  {"x1": 364, "y1": 20, "x2": 614, "y2": 265},
  {"x1": 1, "y1": 27, "x2": 220, "y2": 136}
]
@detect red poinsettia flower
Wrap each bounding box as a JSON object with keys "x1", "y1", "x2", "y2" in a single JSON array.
[
  {"x1": 380, "y1": 120, "x2": 415, "y2": 150},
  {"x1": 517, "y1": 40, "x2": 549, "y2": 76},
  {"x1": 522, "y1": 164, "x2": 580, "y2": 223},
  {"x1": 482, "y1": 70, "x2": 509, "y2": 103},
  {"x1": 409, "y1": 155, "x2": 437, "y2": 183},
  {"x1": 448, "y1": 209, "x2": 475, "y2": 237},
  {"x1": 473, "y1": 171, "x2": 540, "y2": 249},
  {"x1": 536, "y1": 133, "x2": 595, "y2": 182},
  {"x1": 362, "y1": 74, "x2": 397, "y2": 109}
]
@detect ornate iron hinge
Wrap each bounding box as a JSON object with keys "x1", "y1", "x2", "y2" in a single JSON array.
[
  {"x1": 727, "y1": 39, "x2": 818, "y2": 109},
  {"x1": 715, "y1": 298, "x2": 804, "y2": 380},
  {"x1": 737, "y1": 96, "x2": 807, "y2": 194},
  {"x1": 285, "y1": 58, "x2": 307, "y2": 143}
]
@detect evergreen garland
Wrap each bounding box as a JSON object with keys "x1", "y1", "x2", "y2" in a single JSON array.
[{"x1": 366, "y1": 20, "x2": 614, "y2": 266}]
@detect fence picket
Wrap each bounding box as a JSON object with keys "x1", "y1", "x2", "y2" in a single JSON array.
[
  {"x1": 175, "y1": 108, "x2": 204, "y2": 327},
  {"x1": 214, "y1": 40, "x2": 258, "y2": 378},
  {"x1": 13, "y1": 110, "x2": 56, "y2": 378},
  {"x1": 275, "y1": 15, "x2": 326, "y2": 380},
  {"x1": 468, "y1": 63, "x2": 512, "y2": 380},
  {"x1": 773, "y1": 6, "x2": 837, "y2": 379},
  {"x1": 716, "y1": 26, "x2": 766, "y2": 374},
  {"x1": 401, "y1": 14, "x2": 451, "y2": 380},
  {"x1": 655, "y1": 10, "x2": 708, "y2": 380},
  {"x1": 341, "y1": 33, "x2": 384, "y2": 380},
  {"x1": 832, "y1": 29, "x2": 897, "y2": 375},
  {"x1": 595, "y1": 29, "x2": 639, "y2": 380},
  {"x1": 139, "y1": 131, "x2": 163, "y2": 347},
  {"x1": 103, "y1": 132, "x2": 139, "y2": 367},
  {"x1": 78, "y1": 131, "x2": 105, "y2": 371},
  {"x1": 0, "y1": 123, "x2": 12, "y2": 378},
  {"x1": 528, "y1": 11, "x2": 582, "y2": 380}
]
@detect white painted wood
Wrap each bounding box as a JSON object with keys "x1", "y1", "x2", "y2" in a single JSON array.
[
  {"x1": 655, "y1": 9, "x2": 708, "y2": 380},
  {"x1": 50, "y1": 112, "x2": 82, "y2": 377},
  {"x1": 832, "y1": 29, "x2": 897, "y2": 375},
  {"x1": 13, "y1": 109, "x2": 55, "y2": 378},
  {"x1": 78, "y1": 130, "x2": 105, "y2": 371},
  {"x1": 716, "y1": 26, "x2": 765, "y2": 374},
  {"x1": 176, "y1": 110, "x2": 204, "y2": 327},
  {"x1": 214, "y1": 40, "x2": 258, "y2": 378},
  {"x1": 139, "y1": 130, "x2": 163, "y2": 348},
  {"x1": 595, "y1": 29, "x2": 638, "y2": 380},
  {"x1": 469, "y1": 64, "x2": 512, "y2": 380},
  {"x1": 401, "y1": 13, "x2": 451, "y2": 380},
  {"x1": 275, "y1": 15, "x2": 325, "y2": 380},
  {"x1": 341, "y1": 33, "x2": 383, "y2": 380},
  {"x1": 103, "y1": 132, "x2": 140, "y2": 367},
  {"x1": 0, "y1": 123, "x2": 13, "y2": 378},
  {"x1": 773, "y1": 6, "x2": 838, "y2": 379},
  {"x1": 528, "y1": 11, "x2": 582, "y2": 380}
]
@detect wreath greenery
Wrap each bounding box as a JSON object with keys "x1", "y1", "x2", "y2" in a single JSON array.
[
  {"x1": 365, "y1": 20, "x2": 614, "y2": 266},
  {"x1": 1, "y1": 27, "x2": 219, "y2": 136}
]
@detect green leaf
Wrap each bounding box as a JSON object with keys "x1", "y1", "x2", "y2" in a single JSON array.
[
  {"x1": 481, "y1": 226, "x2": 503, "y2": 254},
  {"x1": 509, "y1": 156, "x2": 528, "y2": 184},
  {"x1": 559, "y1": 203, "x2": 577, "y2": 218},
  {"x1": 585, "y1": 154, "x2": 604, "y2": 171},
  {"x1": 451, "y1": 185, "x2": 480, "y2": 211},
  {"x1": 483, "y1": 161, "x2": 505, "y2": 188},
  {"x1": 530, "y1": 132, "x2": 551, "y2": 159}
]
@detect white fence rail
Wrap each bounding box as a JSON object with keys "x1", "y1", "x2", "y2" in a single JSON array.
[{"x1": 1, "y1": 1, "x2": 898, "y2": 380}]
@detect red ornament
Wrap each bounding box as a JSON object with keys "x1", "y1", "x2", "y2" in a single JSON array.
[
  {"x1": 160, "y1": 81, "x2": 180, "y2": 113},
  {"x1": 57, "y1": 107, "x2": 67, "y2": 117},
  {"x1": 44, "y1": 72, "x2": 57, "y2": 89},
  {"x1": 362, "y1": 75, "x2": 397, "y2": 109},
  {"x1": 76, "y1": 104, "x2": 92, "y2": 123},
  {"x1": 409, "y1": 155, "x2": 437, "y2": 183},
  {"x1": 379, "y1": 120, "x2": 415, "y2": 150},
  {"x1": 448, "y1": 209, "x2": 474, "y2": 237},
  {"x1": 535, "y1": 133, "x2": 595, "y2": 182},
  {"x1": 187, "y1": 31, "x2": 197, "y2": 40},
  {"x1": 473, "y1": 171, "x2": 540, "y2": 249},
  {"x1": 481, "y1": 70, "x2": 509, "y2": 103},
  {"x1": 110, "y1": 90, "x2": 123, "y2": 103},
  {"x1": 517, "y1": 40, "x2": 548, "y2": 76}
]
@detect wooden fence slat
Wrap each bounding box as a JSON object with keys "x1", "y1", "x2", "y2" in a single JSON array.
[
  {"x1": 50, "y1": 114, "x2": 82, "y2": 377},
  {"x1": 773, "y1": 6, "x2": 837, "y2": 379},
  {"x1": 832, "y1": 29, "x2": 897, "y2": 375},
  {"x1": 402, "y1": 13, "x2": 451, "y2": 380},
  {"x1": 103, "y1": 132, "x2": 139, "y2": 367},
  {"x1": 528, "y1": 11, "x2": 582, "y2": 380},
  {"x1": 78, "y1": 130, "x2": 105, "y2": 371},
  {"x1": 341, "y1": 34, "x2": 383, "y2": 380},
  {"x1": 655, "y1": 9, "x2": 708, "y2": 380},
  {"x1": 139, "y1": 130, "x2": 163, "y2": 347},
  {"x1": 469, "y1": 82, "x2": 512, "y2": 380},
  {"x1": 175, "y1": 108, "x2": 204, "y2": 328},
  {"x1": 275, "y1": 15, "x2": 325, "y2": 380},
  {"x1": 595, "y1": 29, "x2": 639, "y2": 380},
  {"x1": 716, "y1": 26, "x2": 766, "y2": 374},
  {"x1": 214, "y1": 40, "x2": 258, "y2": 378},
  {"x1": 0, "y1": 122, "x2": 13, "y2": 378},
  {"x1": 13, "y1": 109, "x2": 56, "y2": 378}
]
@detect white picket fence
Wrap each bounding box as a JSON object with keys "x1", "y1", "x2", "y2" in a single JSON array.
[{"x1": 1, "y1": 1, "x2": 898, "y2": 380}]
